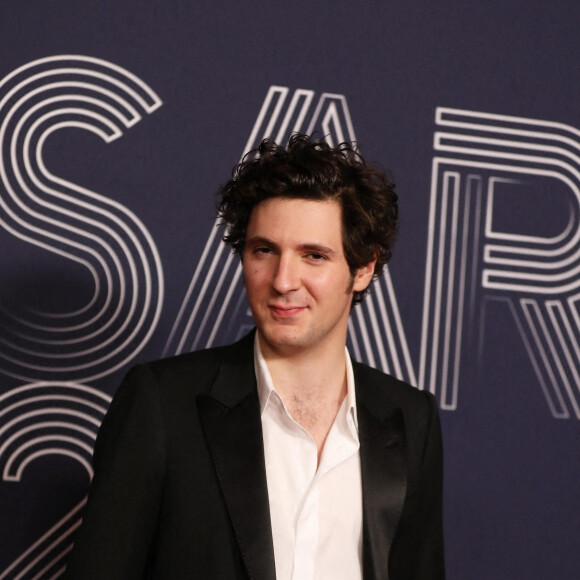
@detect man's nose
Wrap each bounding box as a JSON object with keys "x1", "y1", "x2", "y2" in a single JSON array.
[{"x1": 272, "y1": 254, "x2": 300, "y2": 294}]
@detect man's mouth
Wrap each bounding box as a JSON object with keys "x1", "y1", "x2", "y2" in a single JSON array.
[{"x1": 268, "y1": 305, "x2": 306, "y2": 318}]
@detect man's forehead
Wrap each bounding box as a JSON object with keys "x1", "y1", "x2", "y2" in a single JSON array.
[
  {"x1": 245, "y1": 197, "x2": 344, "y2": 246},
  {"x1": 248, "y1": 197, "x2": 341, "y2": 223},
  {"x1": 250, "y1": 196, "x2": 341, "y2": 215}
]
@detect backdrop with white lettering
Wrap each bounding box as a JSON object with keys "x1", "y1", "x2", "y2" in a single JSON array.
[{"x1": 1, "y1": 1, "x2": 578, "y2": 578}]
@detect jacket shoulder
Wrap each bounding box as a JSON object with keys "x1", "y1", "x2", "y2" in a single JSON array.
[
  {"x1": 123, "y1": 331, "x2": 255, "y2": 399},
  {"x1": 352, "y1": 360, "x2": 436, "y2": 418}
]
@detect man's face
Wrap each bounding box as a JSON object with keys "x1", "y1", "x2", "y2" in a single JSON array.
[{"x1": 242, "y1": 197, "x2": 374, "y2": 357}]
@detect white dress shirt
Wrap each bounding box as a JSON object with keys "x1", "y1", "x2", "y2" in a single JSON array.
[{"x1": 254, "y1": 334, "x2": 363, "y2": 580}]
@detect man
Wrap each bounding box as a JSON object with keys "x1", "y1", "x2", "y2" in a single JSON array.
[{"x1": 65, "y1": 134, "x2": 445, "y2": 579}]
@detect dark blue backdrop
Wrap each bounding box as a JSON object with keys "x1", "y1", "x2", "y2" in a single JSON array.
[{"x1": 1, "y1": 2, "x2": 579, "y2": 578}]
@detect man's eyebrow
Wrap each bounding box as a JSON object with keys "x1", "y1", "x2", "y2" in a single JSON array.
[
  {"x1": 298, "y1": 243, "x2": 337, "y2": 255},
  {"x1": 245, "y1": 237, "x2": 338, "y2": 255},
  {"x1": 245, "y1": 236, "x2": 277, "y2": 248}
]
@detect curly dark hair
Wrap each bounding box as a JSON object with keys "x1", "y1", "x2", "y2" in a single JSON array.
[{"x1": 217, "y1": 133, "x2": 398, "y2": 304}]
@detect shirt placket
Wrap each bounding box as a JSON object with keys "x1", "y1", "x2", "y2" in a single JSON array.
[
  {"x1": 291, "y1": 470, "x2": 319, "y2": 580},
  {"x1": 271, "y1": 396, "x2": 319, "y2": 580}
]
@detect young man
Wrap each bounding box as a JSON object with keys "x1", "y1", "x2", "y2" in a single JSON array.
[{"x1": 65, "y1": 134, "x2": 445, "y2": 579}]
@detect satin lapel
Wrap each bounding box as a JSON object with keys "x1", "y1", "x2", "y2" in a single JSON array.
[
  {"x1": 356, "y1": 370, "x2": 407, "y2": 580},
  {"x1": 197, "y1": 337, "x2": 276, "y2": 580}
]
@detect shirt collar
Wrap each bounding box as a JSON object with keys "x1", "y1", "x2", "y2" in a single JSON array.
[{"x1": 254, "y1": 332, "x2": 359, "y2": 431}]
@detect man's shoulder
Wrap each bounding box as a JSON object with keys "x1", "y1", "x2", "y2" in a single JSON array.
[
  {"x1": 125, "y1": 331, "x2": 255, "y2": 395},
  {"x1": 352, "y1": 359, "x2": 435, "y2": 415},
  {"x1": 146, "y1": 337, "x2": 246, "y2": 371}
]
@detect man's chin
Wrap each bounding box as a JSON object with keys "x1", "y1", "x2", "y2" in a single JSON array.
[{"x1": 258, "y1": 327, "x2": 310, "y2": 353}]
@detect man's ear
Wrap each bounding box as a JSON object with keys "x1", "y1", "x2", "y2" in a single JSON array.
[{"x1": 352, "y1": 259, "x2": 377, "y2": 293}]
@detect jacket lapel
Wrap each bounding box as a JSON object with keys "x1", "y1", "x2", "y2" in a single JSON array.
[
  {"x1": 355, "y1": 365, "x2": 407, "y2": 580},
  {"x1": 197, "y1": 334, "x2": 276, "y2": 580}
]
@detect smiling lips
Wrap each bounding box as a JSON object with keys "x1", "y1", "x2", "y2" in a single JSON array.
[{"x1": 268, "y1": 304, "x2": 306, "y2": 319}]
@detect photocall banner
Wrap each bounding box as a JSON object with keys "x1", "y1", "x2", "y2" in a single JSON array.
[{"x1": 0, "y1": 2, "x2": 578, "y2": 578}]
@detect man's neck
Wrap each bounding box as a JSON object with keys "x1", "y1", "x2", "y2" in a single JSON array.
[{"x1": 258, "y1": 332, "x2": 349, "y2": 462}]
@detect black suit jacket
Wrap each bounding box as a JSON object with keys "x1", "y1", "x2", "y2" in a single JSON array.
[{"x1": 65, "y1": 331, "x2": 445, "y2": 579}]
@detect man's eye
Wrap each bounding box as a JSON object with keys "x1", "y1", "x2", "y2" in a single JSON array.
[
  {"x1": 307, "y1": 253, "x2": 326, "y2": 261},
  {"x1": 254, "y1": 247, "x2": 272, "y2": 255}
]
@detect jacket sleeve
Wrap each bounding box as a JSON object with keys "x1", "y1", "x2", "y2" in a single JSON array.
[
  {"x1": 411, "y1": 391, "x2": 446, "y2": 579},
  {"x1": 64, "y1": 364, "x2": 166, "y2": 580}
]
